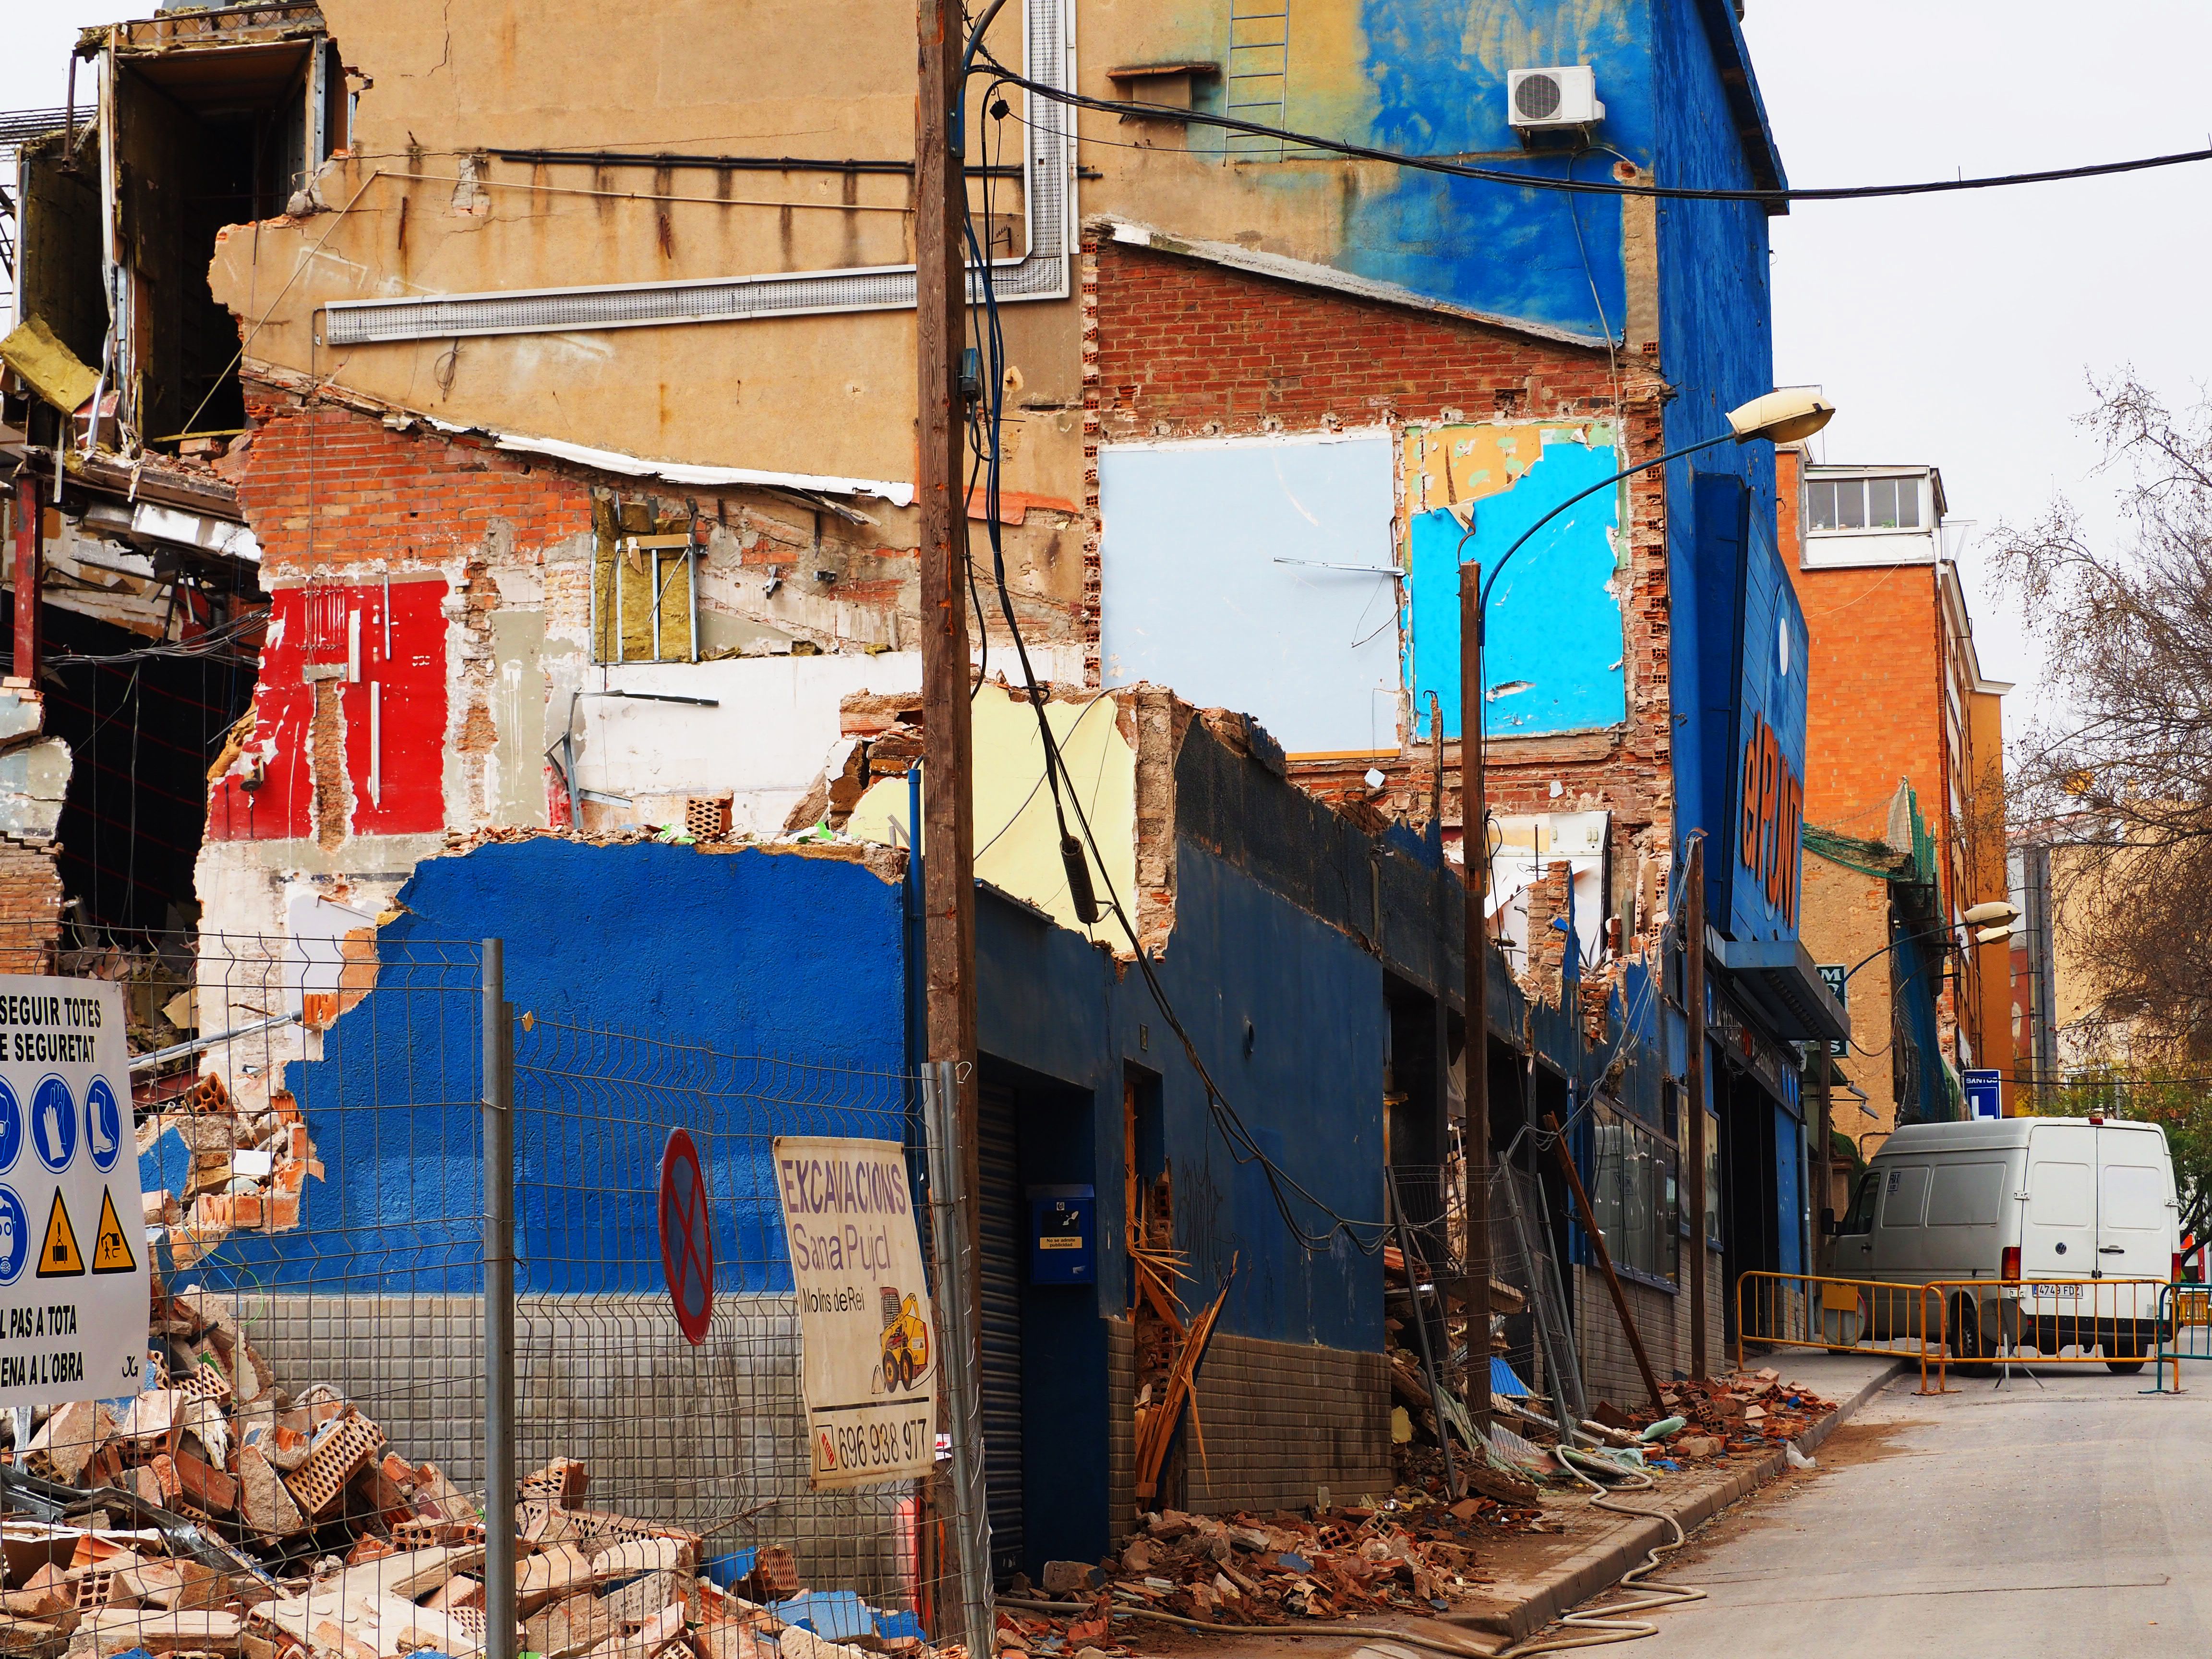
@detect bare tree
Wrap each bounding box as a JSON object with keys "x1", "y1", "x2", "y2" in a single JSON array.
[{"x1": 1992, "y1": 375, "x2": 2212, "y2": 1056}]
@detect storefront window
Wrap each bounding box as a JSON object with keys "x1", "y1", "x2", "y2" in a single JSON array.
[{"x1": 1588, "y1": 1106, "x2": 1680, "y2": 1285}]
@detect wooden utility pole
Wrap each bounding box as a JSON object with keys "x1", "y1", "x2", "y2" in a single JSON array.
[
  {"x1": 1459, "y1": 565, "x2": 1493, "y2": 1435},
  {"x1": 1685, "y1": 838, "x2": 1710, "y2": 1378},
  {"x1": 916, "y1": 0, "x2": 977, "y2": 1626}
]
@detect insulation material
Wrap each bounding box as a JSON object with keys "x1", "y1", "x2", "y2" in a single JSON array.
[
  {"x1": 593, "y1": 499, "x2": 695, "y2": 663},
  {"x1": 1098, "y1": 432, "x2": 1400, "y2": 756},
  {"x1": 0, "y1": 317, "x2": 99, "y2": 414},
  {"x1": 1403, "y1": 422, "x2": 1626, "y2": 740}
]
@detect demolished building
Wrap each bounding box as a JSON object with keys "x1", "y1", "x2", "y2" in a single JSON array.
[{"x1": 2, "y1": 0, "x2": 1844, "y2": 1581}]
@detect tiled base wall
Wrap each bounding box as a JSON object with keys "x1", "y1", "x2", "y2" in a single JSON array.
[
  {"x1": 1104, "y1": 1317, "x2": 1391, "y2": 1527},
  {"x1": 237, "y1": 1292, "x2": 912, "y2": 1598}
]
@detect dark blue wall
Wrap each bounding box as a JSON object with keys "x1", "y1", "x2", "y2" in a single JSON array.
[{"x1": 978, "y1": 842, "x2": 1386, "y2": 1356}]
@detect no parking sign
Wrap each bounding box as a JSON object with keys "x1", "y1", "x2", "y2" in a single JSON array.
[{"x1": 0, "y1": 979, "x2": 146, "y2": 1403}]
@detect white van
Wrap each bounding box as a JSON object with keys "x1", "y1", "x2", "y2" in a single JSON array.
[{"x1": 1827, "y1": 1116, "x2": 2180, "y2": 1372}]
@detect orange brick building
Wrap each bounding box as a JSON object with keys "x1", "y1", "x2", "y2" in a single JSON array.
[{"x1": 1779, "y1": 447, "x2": 2013, "y2": 1155}]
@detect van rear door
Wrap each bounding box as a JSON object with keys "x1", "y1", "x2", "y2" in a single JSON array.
[
  {"x1": 2096, "y1": 1126, "x2": 2176, "y2": 1312},
  {"x1": 2021, "y1": 1128, "x2": 2093, "y2": 1278}
]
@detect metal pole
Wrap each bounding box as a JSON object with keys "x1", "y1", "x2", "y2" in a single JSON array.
[
  {"x1": 1685, "y1": 839, "x2": 1710, "y2": 1379},
  {"x1": 1459, "y1": 562, "x2": 1494, "y2": 1437},
  {"x1": 482, "y1": 938, "x2": 516, "y2": 1659},
  {"x1": 921, "y1": 1060, "x2": 992, "y2": 1659},
  {"x1": 13, "y1": 475, "x2": 38, "y2": 681},
  {"x1": 1385, "y1": 1170, "x2": 1459, "y2": 1499}
]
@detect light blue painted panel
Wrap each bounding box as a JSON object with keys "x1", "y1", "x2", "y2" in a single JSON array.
[
  {"x1": 1407, "y1": 435, "x2": 1626, "y2": 739},
  {"x1": 1099, "y1": 435, "x2": 1401, "y2": 755}
]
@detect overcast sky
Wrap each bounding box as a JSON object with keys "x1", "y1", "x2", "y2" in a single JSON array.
[
  {"x1": 11, "y1": 2, "x2": 2209, "y2": 727},
  {"x1": 1743, "y1": 0, "x2": 2212, "y2": 729}
]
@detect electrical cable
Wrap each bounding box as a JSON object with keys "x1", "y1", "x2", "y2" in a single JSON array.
[
  {"x1": 960, "y1": 97, "x2": 1390, "y2": 1255},
  {"x1": 971, "y1": 54, "x2": 2212, "y2": 205}
]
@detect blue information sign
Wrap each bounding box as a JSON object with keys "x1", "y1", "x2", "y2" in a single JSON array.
[{"x1": 1963, "y1": 1068, "x2": 2003, "y2": 1120}]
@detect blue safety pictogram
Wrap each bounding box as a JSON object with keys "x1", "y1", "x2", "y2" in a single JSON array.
[
  {"x1": 85, "y1": 1077, "x2": 121, "y2": 1173},
  {"x1": 30, "y1": 1076, "x2": 75, "y2": 1173},
  {"x1": 0, "y1": 1186, "x2": 27, "y2": 1285}
]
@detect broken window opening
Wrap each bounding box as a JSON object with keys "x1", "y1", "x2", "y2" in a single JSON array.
[
  {"x1": 28, "y1": 12, "x2": 344, "y2": 455},
  {"x1": 36, "y1": 592, "x2": 261, "y2": 935},
  {"x1": 591, "y1": 496, "x2": 699, "y2": 664}
]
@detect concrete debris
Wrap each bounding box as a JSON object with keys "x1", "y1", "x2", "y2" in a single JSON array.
[
  {"x1": 133, "y1": 1071, "x2": 320, "y2": 1265},
  {"x1": 0, "y1": 1280, "x2": 923, "y2": 1659},
  {"x1": 1010, "y1": 1501, "x2": 1526, "y2": 1635}
]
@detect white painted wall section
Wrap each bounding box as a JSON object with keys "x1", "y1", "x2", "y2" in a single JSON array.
[{"x1": 1098, "y1": 431, "x2": 1402, "y2": 757}]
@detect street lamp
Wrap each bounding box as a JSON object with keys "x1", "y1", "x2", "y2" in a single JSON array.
[{"x1": 1455, "y1": 386, "x2": 1833, "y2": 1424}]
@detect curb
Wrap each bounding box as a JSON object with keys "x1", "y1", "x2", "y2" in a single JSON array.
[{"x1": 1453, "y1": 1359, "x2": 1904, "y2": 1644}]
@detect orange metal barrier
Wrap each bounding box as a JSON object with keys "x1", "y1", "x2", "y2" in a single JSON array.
[
  {"x1": 1731, "y1": 1271, "x2": 1934, "y2": 1371},
  {"x1": 1916, "y1": 1277, "x2": 2170, "y2": 1393}
]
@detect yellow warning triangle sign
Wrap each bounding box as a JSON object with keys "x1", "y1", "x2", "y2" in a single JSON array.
[
  {"x1": 91, "y1": 1188, "x2": 136, "y2": 1275},
  {"x1": 36, "y1": 1191, "x2": 83, "y2": 1278}
]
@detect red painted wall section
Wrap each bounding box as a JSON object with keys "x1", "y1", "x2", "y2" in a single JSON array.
[
  {"x1": 207, "y1": 580, "x2": 449, "y2": 842},
  {"x1": 343, "y1": 579, "x2": 447, "y2": 836},
  {"x1": 209, "y1": 590, "x2": 313, "y2": 842}
]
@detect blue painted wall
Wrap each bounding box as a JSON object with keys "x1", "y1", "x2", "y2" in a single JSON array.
[
  {"x1": 193, "y1": 842, "x2": 910, "y2": 1297},
  {"x1": 1653, "y1": 0, "x2": 1786, "y2": 886},
  {"x1": 1407, "y1": 431, "x2": 1626, "y2": 740},
  {"x1": 1337, "y1": 0, "x2": 1651, "y2": 335}
]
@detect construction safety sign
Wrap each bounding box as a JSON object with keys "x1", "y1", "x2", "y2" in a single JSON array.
[
  {"x1": 771, "y1": 1136, "x2": 935, "y2": 1491},
  {"x1": 0, "y1": 978, "x2": 146, "y2": 1405}
]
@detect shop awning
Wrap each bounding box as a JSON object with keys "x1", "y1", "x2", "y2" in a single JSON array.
[{"x1": 1717, "y1": 936, "x2": 1851, "y2": 1046}]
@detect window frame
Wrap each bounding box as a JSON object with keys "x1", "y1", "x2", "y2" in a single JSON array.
[
  {"x1": 1803, "y1": 471, "x2": 1928, "y2": 538},
  {"x1": 1581, "y1": 1101, "x2": 1681, "y2": 1292}
]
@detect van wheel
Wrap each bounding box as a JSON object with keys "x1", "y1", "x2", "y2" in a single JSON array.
[
  {"x1": 2107, "y1": 1359, "x2": 2146, "y2": 1375},
  {"x1": 1951, "y1": 1296, "x2": 1994, "y2": 1378}
]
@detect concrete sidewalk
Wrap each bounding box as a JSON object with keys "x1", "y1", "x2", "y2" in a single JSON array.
[
  {"x1": 1443, "y1": 1350, "x2": 1904, "y2": 1647},
  {"x1": 1118, "y1": 1350, "x2": 1905, "y2": 1658}
]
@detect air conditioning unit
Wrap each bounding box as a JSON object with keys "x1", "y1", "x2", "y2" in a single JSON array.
[{"x1": 1507, "y1": 66, "x2": 1604, "y2": 132}]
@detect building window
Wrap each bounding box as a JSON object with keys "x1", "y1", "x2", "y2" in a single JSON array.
[
  {"x1": 1807, "y1": 475, "x2": 1920, "y2": 532},
  {"x1": 1587, "y1": 1106, "x2": 1679, "y2": 1286}
]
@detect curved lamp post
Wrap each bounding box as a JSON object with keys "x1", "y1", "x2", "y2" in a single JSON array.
[{"x1": 1455, "y1": 387, "x2": 1835, "y2": 1418}]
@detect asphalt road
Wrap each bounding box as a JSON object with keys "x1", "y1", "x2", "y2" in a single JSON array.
[{"x1": 1622, "y1": 1365, "x2": 2212, "y2": 1658}]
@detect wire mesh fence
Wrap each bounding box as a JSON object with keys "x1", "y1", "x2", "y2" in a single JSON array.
[{"x1": 0, "y1": 921, "x2": 957, "y2": 1659}]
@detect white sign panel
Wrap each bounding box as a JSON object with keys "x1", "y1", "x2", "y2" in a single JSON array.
[
  {"x1": 772, "y1": 1136, "x2": 934, "y2": 1490},
  {"x1": 0, "y1": 978, "x2": 147, "y2": 1404}
]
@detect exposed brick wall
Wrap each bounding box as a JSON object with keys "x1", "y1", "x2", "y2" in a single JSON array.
[
  {"x1": 0, "y1": 840, "x2": 62, "y2": 971},
  {"x1": 1082, "y1": 230, "x2": 1678, "y2": 964},
  {"x1": 235, "y1": 390, "x2": 597, "y2": 581}
]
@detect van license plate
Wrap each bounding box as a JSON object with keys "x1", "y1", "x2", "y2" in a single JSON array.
[{"x1": 2026, "y1": 1283, "x2": 2080, "y2": 1299}]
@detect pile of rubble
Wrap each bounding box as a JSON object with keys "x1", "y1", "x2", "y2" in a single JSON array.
[
  {"x1": 1008, "y1": 1502, "x2": 1516, "y2": 1637},
  {"x1": 0, "y1": 1280, "x2": 926, "y2": 1659},
  {"x1": 1647, "y1": 1370, "x2": 1837, "y2": 1462},
  {"x1": 133, "y1": 1074, "x2": 320, "y2": 1267}
]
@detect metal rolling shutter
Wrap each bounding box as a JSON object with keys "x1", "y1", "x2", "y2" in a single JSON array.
[{"x1": 978, "y1": 1082, "x2": 1025, "y2": 1582}]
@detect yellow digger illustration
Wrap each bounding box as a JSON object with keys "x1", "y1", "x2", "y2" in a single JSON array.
[{"x1": 879, "y1": 1288, "x2": 930, "y2": 1392}]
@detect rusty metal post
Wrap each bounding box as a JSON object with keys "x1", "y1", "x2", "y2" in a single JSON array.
[
  {"x1": 1686, "y1": 838, "x2": 1710, "y2": 1378},
  {"x1": 1460, "y1": 563, "x2": 1493, "y2": 1436},
  {"x1": 13, "y1": 475, "x2": 38, "y2": 681}
]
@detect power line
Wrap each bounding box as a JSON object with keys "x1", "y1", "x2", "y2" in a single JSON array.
[{"x1": 975, "y1": 57, "x2": 2212, "y2": 205}]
